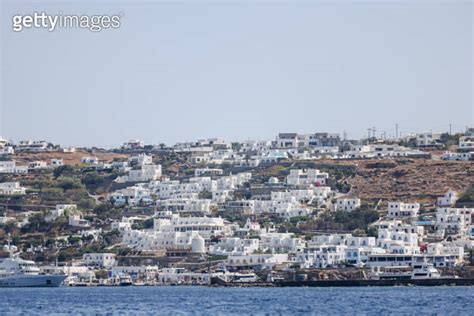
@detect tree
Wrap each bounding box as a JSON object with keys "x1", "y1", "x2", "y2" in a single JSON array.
[
  {"x1": 82, "y1": 172, "x2": 105, "y2": 186},
  {"x1": 53, "y1": 165, "x2": 76, "y2": 178},
  {"x1": 56, "y1": 177, "x2": 82, "y2": 191}
]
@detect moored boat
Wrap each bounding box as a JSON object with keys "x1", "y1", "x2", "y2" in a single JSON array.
[{"x1": 0, "y1": 235, "x2": 66, "y2": 287}]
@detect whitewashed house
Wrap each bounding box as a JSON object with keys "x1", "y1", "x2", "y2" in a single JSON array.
[
  {"x1": 437, "y1": 190, "x2": 458, "y2": 207},
  {"x1": 209, "y1": 238, "x2": 260, "y2": 256},
  {"x1": 116, "y1": 164, "x2": 162, "y2": 183},
  {"x1": 28, "y1": 161, "x2": 48, "y2": 169},
  {"x1": 259, "y1": 233, "x2": 304, "y2": 253},
  {"x1": 129, "y1": 154, "x2": 153, "y2": 166},
  {"x1": 81, "y1": 156, "x2": 99, "y2": 165},
  {"x1": 441, "y1": 151, "x2": 473, "y2": 161},
  {"x1": 275, "y1": 133, "x2": 298, "y2": 148},
  {"x1": 0, "y1": 146, "x2": 14, "y2": 155},
  {"x1": 0, "y1": 160, "x2": 28, "y2": 174},
  {"x1": 157, "y1": 198, "x2": 214, "y2": 215},
  {"x1": 225, "y1": 253, "x2": 288, "y2": 269},
  {"x1": 336, "y1": 198, "x2": 361, "y2": 212},
  {"x1": 122, "y1": 139, "x2": 145, "y2": 150},
  {"x1": 17, "y1": 140, "x2": 49, "y2": 152},
  {"x1": 110, "y1": 185, "x2": 153, "y2": 206},
  {"x1": 436, "y1": 207, "x2": 473, "y2": 236},
  {"x1": 45, "y1": 204, "x2": 78, "y2": 222},
  {"x1": 83, "y1": 253, "x2": 116, "y2": 269},
  {"x1": 50, "y1": 159, "x2": 64, "y2": 168},
  {"x1": 387, "y1": 202, "x2": 419, "y2": 219},
  {"x1": 286, "y1": 169, "x2": 329, "y2": 186},
  {"x1": 459, "y1": 128, "x2": 474, "y2": 151},
  {"x1": 194, "y1": 168, "x2": 223, "y2": 177},
  {"x1": 69, "y1": 214, "x2": 91, "y2": 228},
  {"x1": 415, "y1": 132, "x2": 442, "y2": 147},
  {"x1": 0, "y1": 182, "x2": 26, "y2": 195}
]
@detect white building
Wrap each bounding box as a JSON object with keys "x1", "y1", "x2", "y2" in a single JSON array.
[
  {"x1": 387, "y1": 202, "x2": 420, "y2": 219},
  {"x1": 0, "y1": 160, "x2": 28, "y2": 174},
  {"x1": 157, "y1": 198, "x2": 214, "y2": 215},
  {"x1": 122, "y1": 214, "x2": 232, "y2": 251},
  {"x1": 111, "y1": 265, "x2": 158, "y2": 279},
  {"x1": 28, "y1": 161, "x2": 48, "y2": 169},
  {"x1": 69, "y1": 214, "x2": 90, "y2": 228},
  {"x1": 275, "y1": 133, "x2": 340, "y2": 149},
  {"x1": 83, "y1": 253, "x2": 116, "y2": 269},
  {"x1": 81, "y1": 156, "x2": 99, "y2": 165},
  {"x1": 111, "y1": 217, "x2": 133, "y2": 233},
  {"x1": 157, "y1": 268, "x2": 210, "y2": 285},
  {"x1": 286, "y1": 169, "x2": 329, "y2": 186},
  {"x1": 116, "y1": 164, "x2": 162, "y2": 183},
  {"x1": 212, "y1": 190, "x2": 231, "y2": 203},
  {"x1": 441, "y1": 151, "x2": 473, "y2": 161},
  {"x1": 297, "y1": 245, "x2": 348, "y2": 268},
  {"x1": 154, "y1": 214, "x2": 230, "y2": 239},
  {"x1": 225, "y1": 253, "x2": 288, "y2": 269},
  {"x1": 259, "y1": 233, "x2": 304, "y2": 253},
  {"x1": 437, "y1": 190, "x2": 458, "y2": 207},
  {"x1": 436, "y1": 207, "x2": 473, "y2": 236},
  {"x1": 336, "y1": 198, "x2": 361, "y2": 212},
  {"x1": 45, "y1": 204, "x2": 77, "y2": 222},
  {"x1": 122, "y1": 139, "x2": 145, "y2": 150},
  {"x1": 240, "y1": 140, "x2": 272, "y2": 152},
  {"x1": 17, "y1": 140, "x2": 49, "y2": 152},
  {"x1": 110, "y1": 185, "x2": 153, "y2": 206},
  {"x1": 50, "y1": 159, "x2": 64, "y2": 168},
  {"x1": 344, "y1": 144, "x2": 424, "y2": 159},
  {"x1": 209, "y1": 238, "x2": 260, "y2": 256},
  {"x1": 0, "y1": 146, "x2": 14, "y2": 155},
  {"x1": 0, "y1": 182, "x2": 26, "y2": 195},
  {"x1": 0, "y1": 136, "x2": 9, "y2": 148},
  {"x1": 195, "y1": 168, "x2": 223, "y2": 177},
  {"x1": 298, "y1": 234, "x2": 380, "y2": 268},
  {"x1": 129, "y1": 154, "x2": 153, "y2": 166},
  {"x1": 414, "y1": 132, "x2": 442, "y2": 147},
  {"x1": 459, "y1": 136, "x2": 474, "y2": 151},
  {"x1": 275, "y1": 133, "x2": 298, "y2": 148}
]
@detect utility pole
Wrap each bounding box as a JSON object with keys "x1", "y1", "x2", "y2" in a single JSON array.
[{"x1": 372, "y1": 127, "x2": 376, "y2": 140}]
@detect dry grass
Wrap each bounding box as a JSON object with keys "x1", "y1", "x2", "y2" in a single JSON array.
[{"x1": 12, "y1": 150, "x2": 127, "y2": 166}]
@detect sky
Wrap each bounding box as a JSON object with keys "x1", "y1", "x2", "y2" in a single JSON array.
[{"x1": 0, "y1": 0, "x2": 473, "y2": 148}]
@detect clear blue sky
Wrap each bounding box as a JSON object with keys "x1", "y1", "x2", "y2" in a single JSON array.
[{"x1": 1, "y1": 0, "x2": 472, "y2": 148}]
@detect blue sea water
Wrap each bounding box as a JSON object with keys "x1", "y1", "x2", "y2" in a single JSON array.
[{"x1": 1, "y1": 286, "x2": 473, "y2": 315}]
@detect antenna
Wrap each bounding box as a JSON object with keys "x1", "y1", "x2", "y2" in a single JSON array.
[{"x1": 370, "y1": 127, "x2": 376, "y2": 140}]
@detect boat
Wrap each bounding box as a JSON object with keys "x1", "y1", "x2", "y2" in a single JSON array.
[
  {"x1": 372, "y1": 261, "x2": 450, "y2": 281},
  {"x1": 119, "y1": 274, "x2": 133, "y2": 286},
  {"x1": 0, "y1": 235, "x2": 66, "y2": 287},
  {"x1": 276, "y1": 262, "x2": 474, "y2": 287},
  {"x1": 210, "y1": 270, "x2": 274, "y2": 287},
  {"x1": 410, "y1": 262, "x2": 443, "y2": 279}
]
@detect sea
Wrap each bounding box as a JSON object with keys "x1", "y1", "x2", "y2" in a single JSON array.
[{"x1": 1, "y1": 286, "x2": 473, "y2": 315}]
